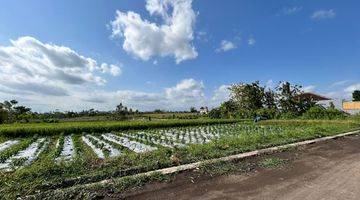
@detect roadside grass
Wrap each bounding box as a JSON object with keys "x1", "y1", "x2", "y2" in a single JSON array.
[
  {"x1": 0, "y1": 120, "x2": 359, "y2": 198},
  {"x1": 199, "y1": 161, "x2": 238, "y2": 176},
  {"x1": 32, "y1": 172, "x2": 172, "y2": 199},
  {"x1": 260, "y1": 157, "x2": 286, "y2": 168}
]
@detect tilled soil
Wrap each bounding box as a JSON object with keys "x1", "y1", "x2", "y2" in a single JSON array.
[{"x1": 121, "y1": 134, "x2": 360, "y2": 200}]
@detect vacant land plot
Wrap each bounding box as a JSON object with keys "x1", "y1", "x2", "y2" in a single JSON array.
[{"x1": 0, "y1": 119, "x2": 359, "y2": 198}]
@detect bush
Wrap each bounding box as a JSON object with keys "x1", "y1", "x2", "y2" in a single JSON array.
[
  {"x1": 278, "y1": 112, "x2": 298, "y2": 119},
  {"x1": 234, "y1": 109, "x2": 255, "y2": 119},
  {"x1": 255, "y1": 108, "x2": 278, "y2": 119},
  {"x1": 208, "y1": 108, "x2": 222, "y2": 119},
  {"x1": 302, "y1": 106, "x2": 346, "y2": 120}
]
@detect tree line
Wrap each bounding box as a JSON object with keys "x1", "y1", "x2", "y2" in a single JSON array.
[{"x1": 209, "y1": 81, "x2": 346, "y2": 120}]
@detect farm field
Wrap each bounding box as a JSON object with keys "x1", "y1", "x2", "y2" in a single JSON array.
[{"x1": 0, "y1": 119, "x2": 359, "y2": 198}]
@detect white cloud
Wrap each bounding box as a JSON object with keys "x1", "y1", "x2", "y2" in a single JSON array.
[
  {"x1": 165, "y1": 78, "x2": 205, "y2": 103},
  {"x1": 303, "y1": 85, "x2": 316, "y2": 92},
  {"x1": 311, "y1": 9, "x2": 336, "y2": 20},
  {"x1": 281, "y1": 6, "x2": 303, "y2": 16},
  {"x1": 0, "y1": 36, "x2": 121, "y2": 98},
  {"x1": 216, "y1": 40, "x2": 236, "y2": 52},
  {"x1": 331, "y1": 80, "x2": 349, "y2": 87},
  {"x1": 248, "y1": 38, "x2": 256, "y2": 46},
  {"x1": 100, "y1": 63, "x2": 122, "y2": 76},
  {"x1": 211, "y1": 85, "x2": 230, "y2": 106},
  {"x1": 110, "y1": 0, "x2": 198, "y2": 64},
  {"x1": 196, "y1": 31, "x2": 209, "y2": 42},
  {"x1": 79, "y1": 78, "x2": 207, "y2": 111},
  {"x1": 345, "y1": 84, "x2": 360, "y2": 94}
]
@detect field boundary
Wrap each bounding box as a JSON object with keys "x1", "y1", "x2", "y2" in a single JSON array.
[{"x1": 44, "y1": 128, "x2": 360, "y2": 195}]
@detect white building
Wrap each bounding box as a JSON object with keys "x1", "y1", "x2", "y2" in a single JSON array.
[{"x1": 199, "y1": 107, "x2": 209, "y2": 115}]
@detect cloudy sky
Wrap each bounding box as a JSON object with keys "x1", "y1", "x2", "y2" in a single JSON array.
[{"x1": 0, "y1": 0, "x2": 359, "y2": 112}]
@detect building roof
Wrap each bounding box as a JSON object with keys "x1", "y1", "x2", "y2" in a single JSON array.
[{"x1": 294, "y1": 92, "x2": 331, "y2": 101}]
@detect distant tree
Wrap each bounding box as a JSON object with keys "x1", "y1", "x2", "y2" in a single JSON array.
[
  {"x1": 153, "y1": 109, "x2": 164, "y2": 113},
  {"x1": 10, "y1": 100, "x2": 18, "y2": 105},
  {"x1": 189, "y1": 107, "x2": 198, "y2": 113},
  {"x1": 115, "y1": 103, "x2": 129, "y2": 120},
  {"x1": 0, "y1": 100, "x2": 32, "y2": 122},
  {"x1": 353, "y1": 90, "x2": 360, "y2": 101},
  {"x1": 13, "y1": 106, "x2": 31, "y2": 115},
  {"x1": 116, "y1": 103, "x2": 129, "y2": 114}
]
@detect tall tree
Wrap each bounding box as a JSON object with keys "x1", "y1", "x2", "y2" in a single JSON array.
[
  {"x1": 276, "y1": 82, "x2": 301, "y2": 114},
  {"x1": 276, "y1": 82, "x2": 315, "y2": 115},
  {"x1": 219, "y1": 100, "x2": 237, "y2": 118},
  {"x1": 353, "y1": 90, "x2": 360, "y2": 101},
  {"x1": 229, "y1": 81, "x2": 265, "y2": 113},
  {"x1": 263, "y1": 90, "x2": 277, "y2": 109}
]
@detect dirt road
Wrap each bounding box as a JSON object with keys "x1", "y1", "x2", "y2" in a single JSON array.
[{"x1": 126, "y1": 134, "x2": 360, "y2": 200}]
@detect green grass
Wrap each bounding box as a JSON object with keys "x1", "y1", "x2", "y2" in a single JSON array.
[
  {"x1": 260, "y1": 157, "x2": 286, "y2": 168},
  {"x1": 199, "y1": 161, "x2": 238, "y2": 176},
  {"x1": 32, "y1": 172, "x2": 172, "y2": 199},
  {"x1": 0, "y1": 120, "x2": 359, "y2": 198},
  {"x1": 0, "y1": 119, "x2": 243, "y2": 137}
]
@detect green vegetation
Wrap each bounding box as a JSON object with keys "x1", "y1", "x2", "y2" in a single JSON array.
[
  {"x1": 0, "y1": 137, "x2": 36, "y2": 162},
  {"x1": 0, "y1": 118, "x2": 242, "y2": 137},
  {"x1": 260, "y1": 157, "x2": 286, "y2": 168},
  {"x1": 209, "y1": 81, "x2": 347, "y2": 120},
  {"x1": 33, "y1": 172, "x2": 172, "y2": 199},
  {"x1": 199, "y1": 161, "x2": 238, "y2": 176},
  {"x1": 0, "y1": 120, "x2": 358, "y2": 198}
]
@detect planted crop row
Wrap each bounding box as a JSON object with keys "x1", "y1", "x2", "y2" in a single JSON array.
[
  {"x1": 0, "y1": 121, "x2": 359, "y2": 199},
  {"x1": 0, "y1": 119, "x2": 244, "y2": 137}
]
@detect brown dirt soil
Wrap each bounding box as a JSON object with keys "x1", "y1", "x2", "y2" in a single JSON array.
[{"x1": 111, "y1": 134, "x2": 360, "y2": 200}]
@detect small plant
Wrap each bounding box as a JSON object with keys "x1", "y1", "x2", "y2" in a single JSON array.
[{"x1": 260, "y1": 157, "x2": 286, "y2": 168}]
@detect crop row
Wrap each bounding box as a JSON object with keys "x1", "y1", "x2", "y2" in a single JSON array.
[
  {"x1": 0, "y1": 121, "x2": 359, "y2": 199},
  {"x1": 0, "y1": 123, "x2": 285, "y2": 172},
  {"x1": 0, "y1": 119, "x2": 244, "y2": 137}
]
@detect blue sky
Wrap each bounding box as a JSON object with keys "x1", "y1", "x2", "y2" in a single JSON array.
[{"x1": 0, "y1": 0, "x2": 359, "y2": 111}]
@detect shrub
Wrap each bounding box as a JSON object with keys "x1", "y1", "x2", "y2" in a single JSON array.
[
  {"x1": 255, "y1": 108, "x2": 278, "y2": 119},
  {"x1": 279, "y1": 112, "x2": 297, "y2": 119},
  {"x1": 302, "y1": 106, "x2": 346, "y2": 120},
  {"x1": 208, "y1": 108, "x2": 222, "y2": 119}
]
